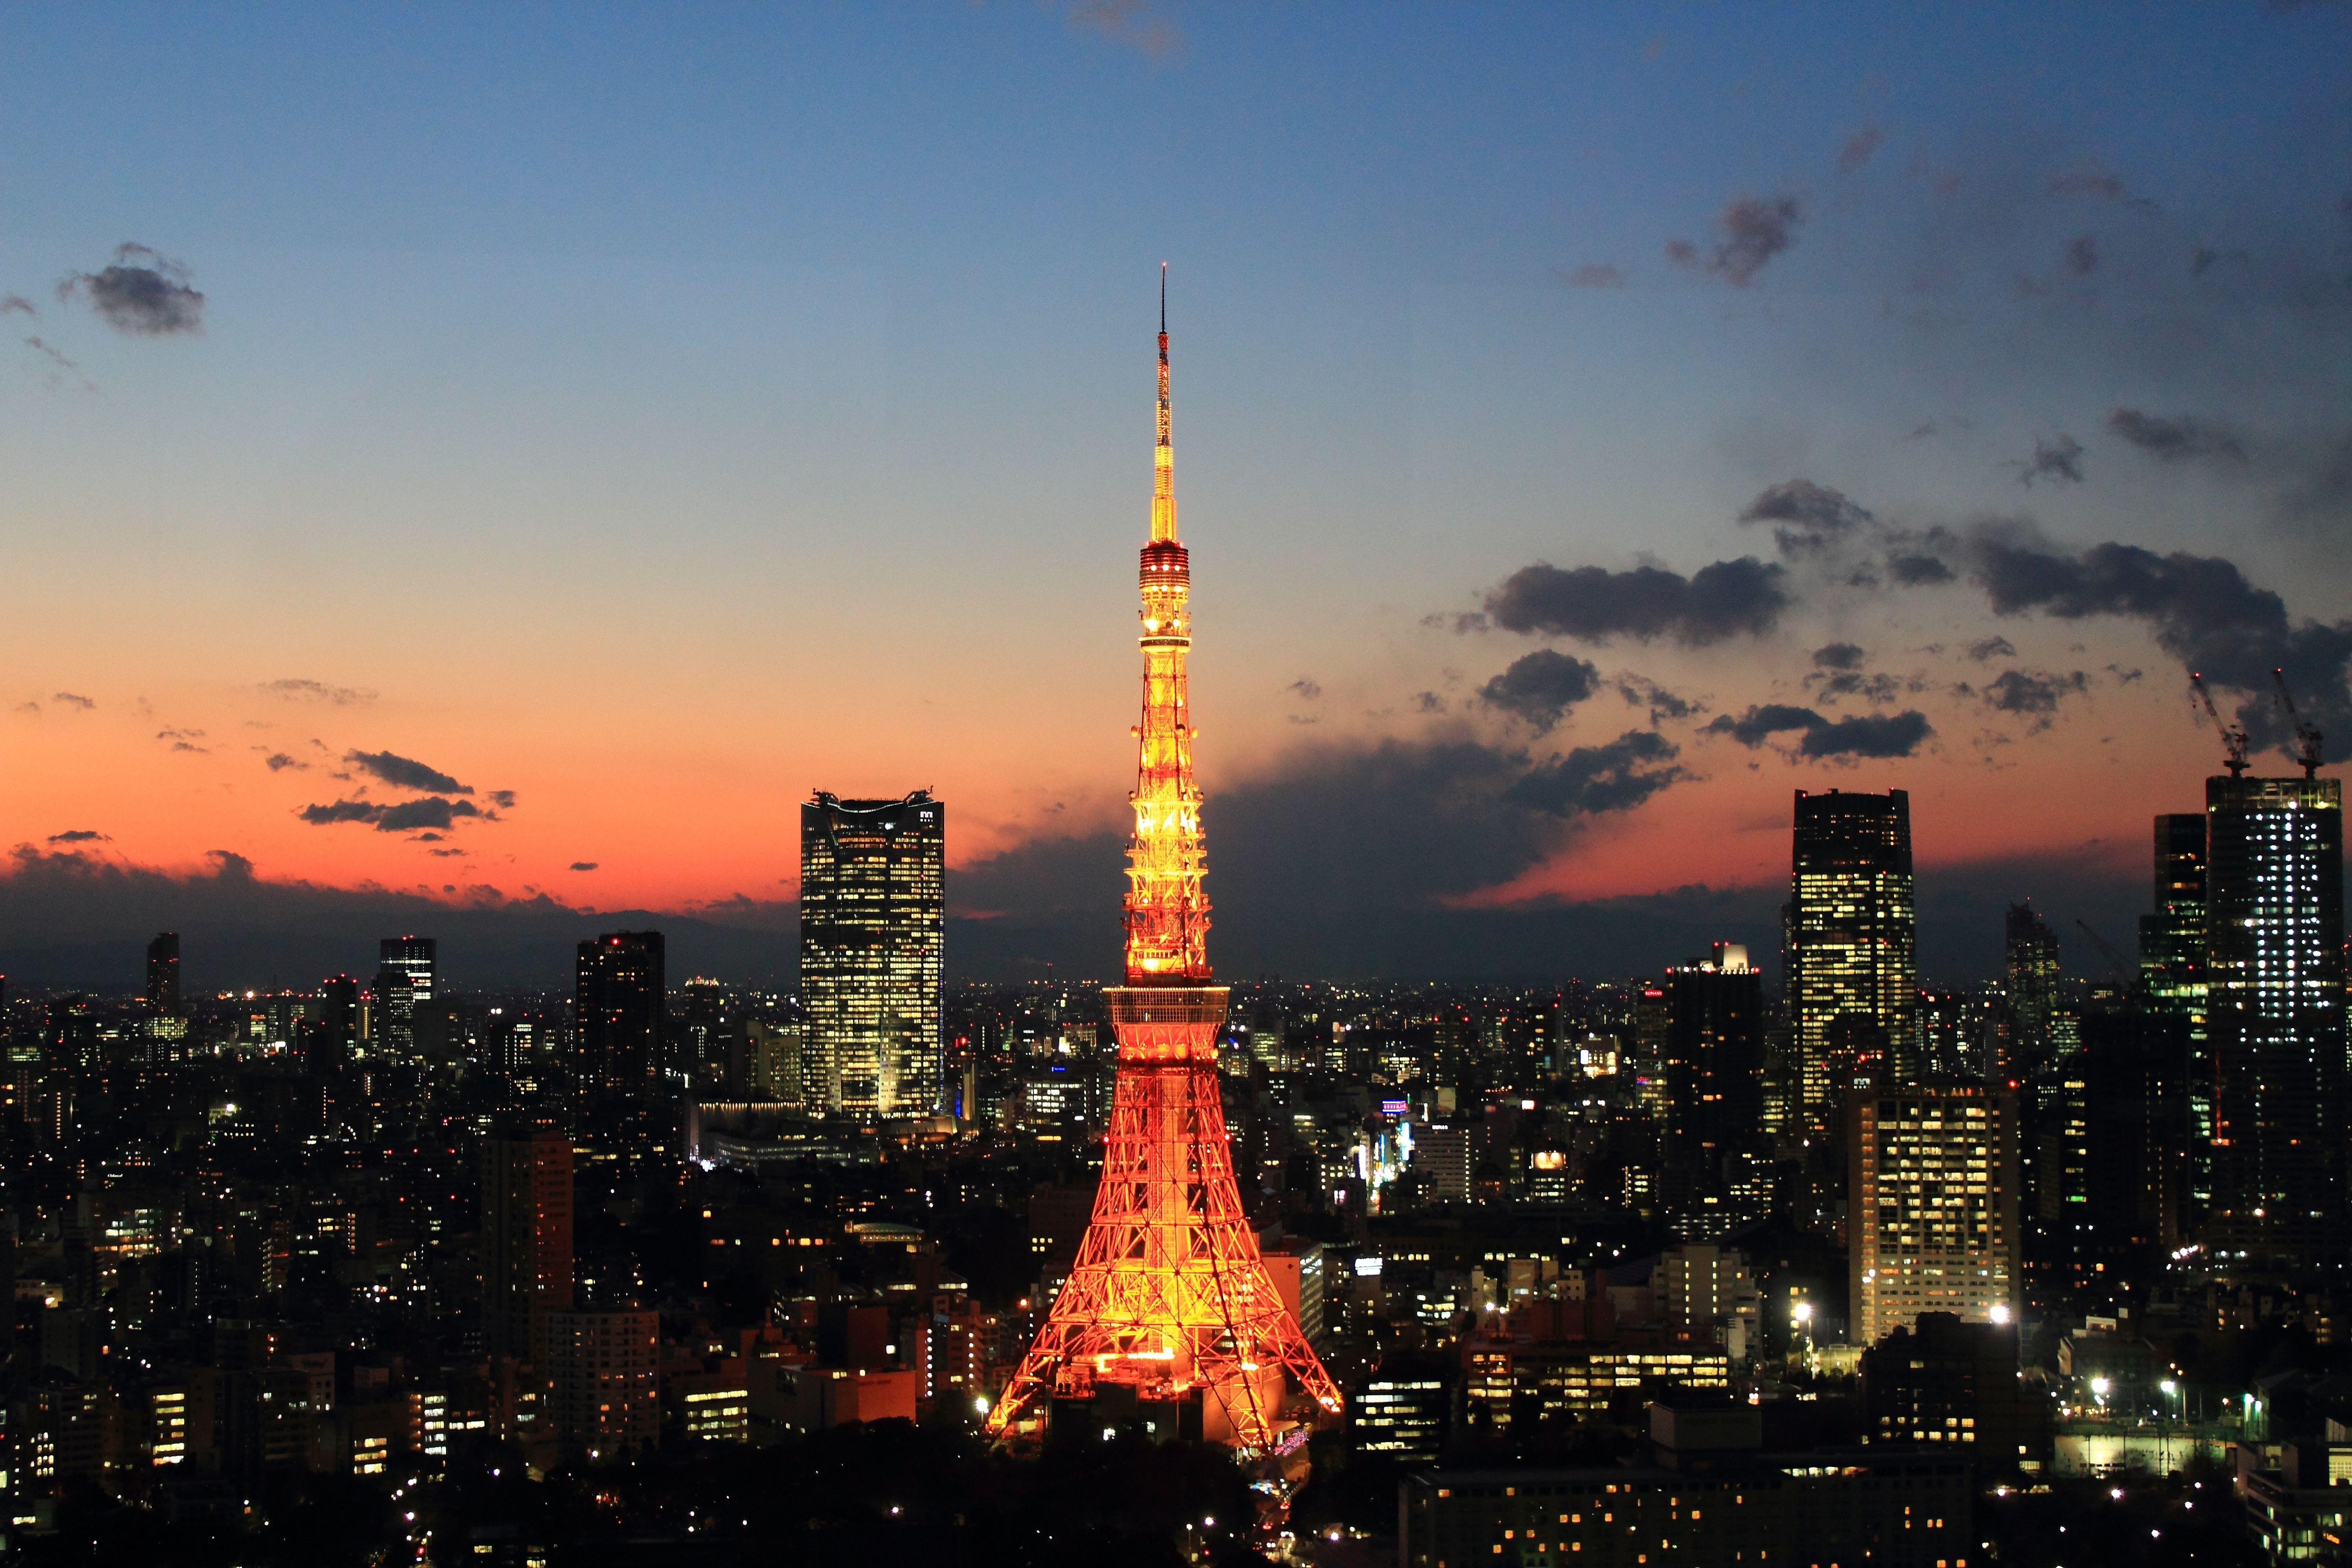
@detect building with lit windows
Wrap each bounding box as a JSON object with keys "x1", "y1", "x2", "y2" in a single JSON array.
[
  {"x1": 372, "y1": 936, "x2": 436, "y2": 1056},
  {"x1": 576, "y1": 931, "x2": 665, "y2": 1104},
  {"x1": 799, "y1": 790, "x2": 945, "y2": 1118},
  {"x1": 1662, "y1": 945, "x2": 1764, "y2": 1230},
  {"x1": 545, "y1": 1308, "x2": 660, "y2": 1462},
  {"x1": 1354, "y1": 1372, "x2": 1450, "y2": 1465},
  {"x1": 1850, "y1": 1079, "x2": 2020, "y2": 1347},
  {"x1": 2002, "y1": 903, "x2": 2060, "y2": 1065},
  {"x1": 1787, "y1": 789, "x2": 1917, "y2": 1136},
  {"x1": 2138, "y1": 812, "x2": 2213, "y2": 1204},
  {"x1": 2203, "y1": 774, "x2": 2344, "y2": 1264},
  {"x1": 482, "y1": 1125, "x2": 573, "y2": 1367},
  {"x1": 1401, "y1": 1448, "x2": 1974, "y2": 1568}
]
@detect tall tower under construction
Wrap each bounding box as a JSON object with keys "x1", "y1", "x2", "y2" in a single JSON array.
[{"x1": 987, "y1": 272, "x2": 1341, "y2": 1455}]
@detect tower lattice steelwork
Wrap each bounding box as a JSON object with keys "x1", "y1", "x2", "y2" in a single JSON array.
[{"x1": 986, "y1": 271, "x2": 1343, "y2": 1453}]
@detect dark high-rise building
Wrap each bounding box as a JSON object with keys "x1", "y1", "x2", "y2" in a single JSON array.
[
  {"x1": 2204, "y1": 774, "x2": 2344, "y2": 1263},
  {"x1": 2138, "y1": 812, "x2": 2212, "y2": 1204},
  {"x1": 482, "y1": 1125, "x2": 574, "y2": 1367},
  {"x1": 145, "y1": 932, "x2": 181, "y2": 1015},
  {"x1": 311, "y1": 975, "x2": 361, "y2": 1072},
  {"x1": 577, "y1": 931, "x2": 666, "y2": 1102},
  {"x1": 800, "y1": 790, "x2": 945, "y2": 1118},
  {"x1": 142, "y1": 931, "x2": 189, "y2": 1065},
  {"x1": 1788, "y1": 788, "x2": 1917, "y2": 1135},
  {"x1": 2002, "y1": 903, "x2": 2060, "y2": 1065},
  {"x1": 373, "y1": 936, "x2": 437, "y2": 1056},
  {"x1": 1663, "y1": 943, "x2": 1765, "y2": 1232}
]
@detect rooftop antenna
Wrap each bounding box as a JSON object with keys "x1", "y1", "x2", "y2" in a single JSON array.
[
  {"x1": 2189, "y1": 672, "x2": 2249, "y2": 777},
  {"x1": 2270, "y1": 667, "x2": 2323, "y2": 779}
]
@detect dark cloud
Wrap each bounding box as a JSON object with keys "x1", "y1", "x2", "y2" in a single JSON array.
[
  {"x1": 1707, "y1": 704, "x2": 1934, "y2": 758},
  {"x1": 1285, "y1": 677, "x2": 1323, "y2": 702},
  {"x1": 570, "y1": 862, "x2": 599, "y2": 872},
  {"x1": 1613, "y1": 676, "x2": 1696, "y2": 721},
  {"x1": 1967, "y1": 534, "x2": 2352, "y2": 746},
  {"x1": 263, "y1": 678, "x2": 377, "y2": 706},
  {"x1": 1478, "y1": 650, "x2": 1602, "y2": 733},
  {"x1": 1838, "y1": 125, "x2": 1886, "y2": 174},
  {"x1": 1812, "y1": 642, "x2": 1867, "y2": 671},
  {"x1": 56, "y1": 243, "x2": 206, "y2": 336},
  {"x1": 0, "y1": 296, "x2": 32, "y2": 316},
  {"x1": 1980, "y1": 667, "x2": 2091, "y2": 725},
  {"x1": 1888, "y1": 553, "x2": 1957, "y2": 586},
  {"x1": 2063, "y1": 234, "x2": 2100, "y2": 276},
  {"x1": 2011, "y1": 435, "x2": 2085, "y2": 486},
  {"x1": 343, "y1": 750, "x2": 472, "y2": 795},
  {"x1": 2106, "y1": 408, "x2": 2248, "y2": 465},
  {"x1": 1411, "y1": 691, "x2": 1447, "y2": 714},
  {"x1": 0, "y1": 844, "x2": 800, "y2": 991},
  {"x1": 1505, "y1": 730, "x2": 1688, "y2": 816},
  {"x1": 1737, "y1": 479, "x2": 1876, "y2": 555},
  {"x1": 1812, "y1": 671, "x2": 1905, "y2": 704},
  {"x1": 488, "y1": 789, "x2": 518, "y2": 809},
  {"x1": 22, "y1": 337, "x2": 91, "y2": 390},
  {"x1": 1478, "y1": 557, "x2": 1788, "y2": 645},
  {"x1": 264, "y1": 753, "x2": 307, "y2": 772},
  {"x1": 47, "y1": 830, "x2": 108, "y2": 844},
  {"x1": 1561, "y1": 263, "x2": 1625, "y2": 288},
  {"x1": 1705, "y1": 704, "x2": 1828, "y2": 748},
  {"x1": 52, "y1": 692, "x2": 95, "y2": 710},
  {"x1": 1800, "y1": 710, "x2": 1934, "y2": 758},
  {"x1": 1669, "y1": 195, "x2": 1805, "y2": 286},
  {"x1": 1965, "y1": 636, "x2": 2019, "y2": 662},
  {"x1": 298, "y1": 796, "x2": 484, "y2": 833}
]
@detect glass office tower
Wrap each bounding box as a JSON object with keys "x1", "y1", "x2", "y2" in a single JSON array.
[{"x1": 800, "y1": 790, "x2": 945, "y2": 1118}]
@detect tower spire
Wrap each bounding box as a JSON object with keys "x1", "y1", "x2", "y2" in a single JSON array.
[{"x1": 1153, "y1": 263, "x2": 1176, "y2": 544}]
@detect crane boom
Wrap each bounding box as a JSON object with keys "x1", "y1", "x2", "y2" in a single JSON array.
[
  {"x1": 2189, "y1": 672, "x2": 2249, "y2": 776},
  {"x1": 2073, "y1": 918, "x2": 2132, "y2": 982},
  {"x1": 2271, "y1": 666, "x2": 2323, "y2": 779}
]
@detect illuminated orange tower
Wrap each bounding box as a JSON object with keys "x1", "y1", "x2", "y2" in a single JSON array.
[{"x1": 987, "y1": 270, "x2": 1343, "y2": 1452}]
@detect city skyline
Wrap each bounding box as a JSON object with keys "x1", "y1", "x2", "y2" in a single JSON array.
[{"x1": 4, "y1": 5, "x2": 2349, "y2": 990}]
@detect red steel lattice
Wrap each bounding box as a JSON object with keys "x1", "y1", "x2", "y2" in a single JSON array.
[{"x1": 986, "y1": 274, "x2": 1342, "y2": 1453}]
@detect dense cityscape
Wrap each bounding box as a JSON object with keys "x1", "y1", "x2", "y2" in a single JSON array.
[
  {"x1": 6, "y1": 297, "x2": 2349, "y2": 1566},
  {"x1": 1, "y1": 749, "x2": 2344, "y2": 1566},
  {"x1": 6, "y1": 6, "x2": 2352, "y2": 1568}
]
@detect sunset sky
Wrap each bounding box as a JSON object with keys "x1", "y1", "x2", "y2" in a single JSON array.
[{"x1": 3, "y1": 3, "x2": 2347, "y2": 987}]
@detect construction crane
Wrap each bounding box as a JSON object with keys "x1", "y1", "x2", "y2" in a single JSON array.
[
  {"x1": 2074, "y1": 918, "x2": 2133, "y2": 983},
  {"x1": 2189, "y1": 672, "x2": 2249, "y2": 777},
  {"x1": 2271, "y1": 667, "x2": 2324, "y2": 779}
]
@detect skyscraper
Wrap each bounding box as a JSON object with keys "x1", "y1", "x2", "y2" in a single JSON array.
[
  {"x1": 1787, "y1": 789, "x2": 1917, "y2": 1135},
  {"x1": 482, "y1": 1125, "x2": 574, "y2": 1367},
  {"x1": 2204, "y1": 773, "x2": 2344, "y2": 1263},
  {"x1": 144, "y1": 932, "x2": 187, "y2": 1064},
  {"x1": 144, "y1": 932, "x2": 181, "y2": 1015},
  {"x1": 1850, "y1": 1078, "x2": 2020, "y2": 1345},
  {"x1": 373, "y1": 936, "x2": 436, "y2": 1057},
  {"x1": 576, "y1": 932, "x2": 666, "y2": 1104},
  {"x1": 2138, "y1": 812, "x2": 2211, "y2": 1205},
  {"x1": 1662, "y1": 943, "x2": 1765, "y2": 1231},
  {"x1": 2002, "y1": 902, "x2": 2060, "y2": 1065},
  {"x1": 799, "y1": 791, "x2": 944, "y2": 1117}
]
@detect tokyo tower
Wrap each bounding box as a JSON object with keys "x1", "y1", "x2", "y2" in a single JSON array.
[{"x1": 985, "y1": 270, "x2": 1343, "y2": 1453}]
